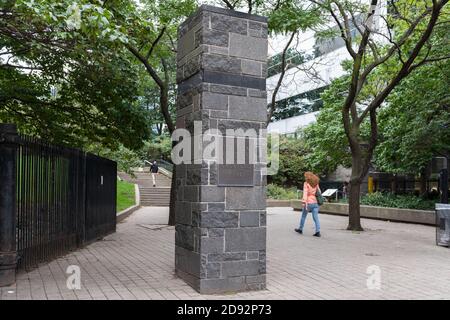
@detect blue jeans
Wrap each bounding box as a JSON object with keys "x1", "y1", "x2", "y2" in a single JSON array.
[{"x1": 299, "y1": 203, "x2": 320, "y2": 233}]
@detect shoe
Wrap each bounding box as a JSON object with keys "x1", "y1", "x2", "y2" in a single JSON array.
[
  {"x1": 153, "y1": 184, "x2": 156, "y2": 187},
  {"x1": 313, "y1": 232, "x2": 321, "y2": 237},
  {"x1": 294, "y1": 228, "x2": 303, "y2": 234}
]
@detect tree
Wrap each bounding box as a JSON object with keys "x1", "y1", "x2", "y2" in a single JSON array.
[
  {"x1": 269, "y1": 134, "x2": 310, "y2": 186},
  {"x1": 304, "y1": 15, "x2": 449, "y2": 193},
  {"x1": 89, "y1": 144, "x2": 143, "y2": 175},
  {"x1": 109, "y1": 0, "x2": 195, "y2": 226},
  {"x1": 308, "y1": 0, "x2": 449, "y2": 230},
  {"x1": 1, "y1": 0, "x2": 151, "y2": 150},
  {"x1": 6, "y1": 0, "x2": 195, "y2": 225},
  {"x1": 304, "y1": 54, "x2": 449, "y2": 196},
  {"x1": 374, "y1": 59, "x2": 450, "y2": 193},
  {"x1": 303, "y1": 76, "x2": 354, "y2": 174},
  {"x1": 141, "y1": 83, "x2": 171, "y2": 136}
]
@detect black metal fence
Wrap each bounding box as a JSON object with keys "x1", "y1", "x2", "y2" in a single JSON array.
[
  {"x1": 84, "y1": 153, "x2": 117, "y2": 243},
  {"x1": 0, "y1": 124, "x2": 117, "y2": 284}
]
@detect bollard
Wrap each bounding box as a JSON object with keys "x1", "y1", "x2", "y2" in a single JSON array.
[{"x1": 0, "y1": 124, "x2": 18, "y2": 287}]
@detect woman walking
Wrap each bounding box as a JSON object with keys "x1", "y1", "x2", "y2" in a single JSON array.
[{"x1": 295, "y1": 172, "x2": 322, "y2": 237}]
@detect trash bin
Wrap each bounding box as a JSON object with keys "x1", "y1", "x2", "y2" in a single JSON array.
[{"x1": 436, "y1": 204, "x2": 450, "y2": 247}]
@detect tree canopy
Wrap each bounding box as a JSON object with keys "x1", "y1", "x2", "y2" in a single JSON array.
[
  {"x1": 0, "y1": 0, "x2": 155, "y2": 149},
  {"x1": 375, "y1": 60, "x2": 450, "y2": 175}
]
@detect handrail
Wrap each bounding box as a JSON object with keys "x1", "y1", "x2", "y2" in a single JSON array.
[{"x1": 145, "y1": 158, "x2": 173, "y2": 173}]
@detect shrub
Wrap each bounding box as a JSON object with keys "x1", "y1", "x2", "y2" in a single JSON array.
[
  {"x1": 268, "y1": 135, "x2": 309, "y2": 187},
  {"x1": 141, "y1": 134, "x2": 172, "y2": 161},
  {"x1": 267, "y1": 184, "x2": 301, "y2": 200},
  {"x1": 359, "y1": 192, "x2": 436, "y2": 210}
]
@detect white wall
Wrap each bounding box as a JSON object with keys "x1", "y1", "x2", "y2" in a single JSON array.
[
  {"x1": 267, "y1": 111, "x2": 319, "y2": 135},
  {"x1": 266, "y1": 46, "x2": 350, "y2": 104}
]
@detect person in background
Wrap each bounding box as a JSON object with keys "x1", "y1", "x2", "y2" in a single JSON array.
[
  {"x1": 295, "y1": 171, "x2": 322, "y2": 237},
  {"x1": 343, "y1": 181, "x2": 349, "y2": 199},
  {"x1": 150, "y1": 160, "x2": 159, "y2": 187}
]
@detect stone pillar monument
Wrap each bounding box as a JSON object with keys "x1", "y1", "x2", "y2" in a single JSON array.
[{"x1": 175, "y1": 5, "x2": 268, "y2": 294}]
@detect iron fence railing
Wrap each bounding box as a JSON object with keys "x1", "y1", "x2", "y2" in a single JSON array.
[
  {"x1": 0, "y1": 124, "x2": 117, "y2": 281},
  {"x1": 144, "y1": 158, "x2": 173, "y2": 173},
  {"x1": 157, "y1": 159, "x2": 173, "y2": 173},
  {"x1": 15, "y1": 135, "x2": 117, "y2": 271}
]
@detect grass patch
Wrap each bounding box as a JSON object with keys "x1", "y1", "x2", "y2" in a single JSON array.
[
  {"x1": 267, "y1": 184, "x2": 301, "y2": 200},
  {"x1": 117, "y1": 180, "x2": 135, "y2": 212}
]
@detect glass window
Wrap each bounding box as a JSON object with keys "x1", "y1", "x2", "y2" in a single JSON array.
[{"x1": 270, "y1": 86, "x2": 328, "y2": 121}]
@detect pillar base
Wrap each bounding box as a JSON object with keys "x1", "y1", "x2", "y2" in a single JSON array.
[{"x1": 0, "y1": 252, "x2": 17, "y2": 287}]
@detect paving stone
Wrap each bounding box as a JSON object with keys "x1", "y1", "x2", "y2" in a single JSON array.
[{"x1": 3, "y1": 207, "x2": 450, "y2": 300}]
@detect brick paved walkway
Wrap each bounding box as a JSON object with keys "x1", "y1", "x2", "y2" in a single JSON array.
[{"x1": 1, "y1": 207, "x2": 449, "y2": 300}]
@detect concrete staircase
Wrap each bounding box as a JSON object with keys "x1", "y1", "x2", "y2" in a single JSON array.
[
  {"x1": 133, "y1": 172, "x2": 172, "y2": 187},
  {"x1": 118, "y1": 170, "x2": 172, "y2": 207},
  {"x1": 140, "y1": 186, "x2": 171, "y2": 207}
]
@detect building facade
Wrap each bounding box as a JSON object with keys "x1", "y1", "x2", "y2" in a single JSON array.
[{"x1": 266, "y1": 1, "x2": 387, "y2": 135}]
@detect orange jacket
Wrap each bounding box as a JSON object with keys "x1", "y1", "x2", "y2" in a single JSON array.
[{"x1": 302, "y1": 182, "x2": 320, "y2": 204}]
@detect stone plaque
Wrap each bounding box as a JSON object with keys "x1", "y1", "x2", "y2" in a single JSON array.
[{"x1": 217, "y1": 164, "x2": 254, "y2": 186}]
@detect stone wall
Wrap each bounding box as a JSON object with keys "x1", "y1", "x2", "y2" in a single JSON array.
[
  {"x1": 175, "y1": 5, "x2": 268, "y2": 294},
  {"x1": 291, "y1": 200, "x2": 436, "y2": 226}
]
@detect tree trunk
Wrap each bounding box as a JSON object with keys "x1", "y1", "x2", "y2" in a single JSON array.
[
  {"x1": 156, "y1": 84, "x2": 177, "y2": 226},
  {"x1": 160, "y1": 87, "x2": 174, "y2": 134},
  {"x1": 391, "y1": 175, "x2": 398, "y2": 194},
  {"x1": 164, "y1": 90, "x2": 176, "y2": 226},
  {"x1": 125, "y1": 45, "x2": 177, "y2": 225},
  {"x1": 347, "y1": 179, "x2": 364, "y2": 231},
  {"x1": 347, "y1": 153, "x2": 364, "y2": 231},
  {"x1": 420, "y1": 168, "x2": 427, "y2": 196},
  {"x1": 168, "y1": 167, "x2": 177, "y2": 226}
]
